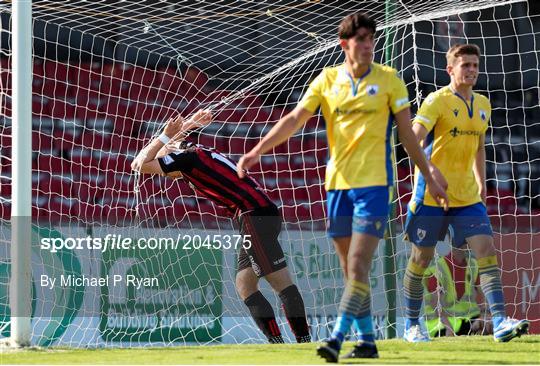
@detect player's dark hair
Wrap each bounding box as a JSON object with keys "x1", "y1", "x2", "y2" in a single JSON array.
[
  {"x1": 338, "y1": 12, "x2": 377, "y2": 40},
  {"x1": 446, "y1": 43, "x2": 481, "y2": 65}
]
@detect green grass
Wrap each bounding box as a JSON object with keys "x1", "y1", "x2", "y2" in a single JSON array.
[{"x1": 1, "y1": 336, "x2": 539, "y2": 364}]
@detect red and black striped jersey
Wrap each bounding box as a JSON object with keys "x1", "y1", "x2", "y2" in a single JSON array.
[{"x1": 157, "y1": 142, "x2": 274, "y2": 215}]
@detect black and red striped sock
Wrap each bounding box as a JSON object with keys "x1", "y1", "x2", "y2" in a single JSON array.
[
  {"x1": 244, "y1": 291, "x2": 282, "y2": 342},
  {"x1": 279, "y1": 285, "x2": 311, "y2": 343}
]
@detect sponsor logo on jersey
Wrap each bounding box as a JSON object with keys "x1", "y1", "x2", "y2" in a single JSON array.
[
  {"x1": 334, "y1": 107, "x2": 376, "y2": 115},
  {"x1": 450, "y1": 126, "x2": 481, "y2": 137}
]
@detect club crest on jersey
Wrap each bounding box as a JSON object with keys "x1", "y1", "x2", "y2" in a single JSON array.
[
  {"x1": 417, "y1": 228, "x2": 426, "y2": 241},
  {"x1": 162, "y1": 155, "x2": 174, "y2": 165},
  {"x1": 480, "y1": 109, "x2": 487, "y2": 121},
  {"x1": 367, "y1": 84, "x2": 379, "y2": 96},
  {"x1": 453, "y1": 109, "x2": 459, "y2": 117}
]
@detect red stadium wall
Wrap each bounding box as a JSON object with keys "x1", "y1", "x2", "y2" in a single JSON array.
[
  {"x1": 1, "y1": 58, "x2": 539, "y2": 335},
  {"x1": 496, "y1": 233, "x2": 540, "y2": 334}
]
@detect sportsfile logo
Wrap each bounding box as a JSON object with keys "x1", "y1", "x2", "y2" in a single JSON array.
[
  {"x1": 40, "y1": 234, "x2": 252, "y2": 253},
  {"x1": 450, "y1": 127, "x2": 481, "y2": 137}
]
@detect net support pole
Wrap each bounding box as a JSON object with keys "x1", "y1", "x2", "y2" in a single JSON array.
[
  {"x1": 10, "y1": 0, "x2": 33, "y2": 347},
  {"x1": 383, "y1": 0, "x2": 398, "y2": 340}
]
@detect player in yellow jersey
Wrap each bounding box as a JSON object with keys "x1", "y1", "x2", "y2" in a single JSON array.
[
  {"x1": 237, "y1": 12, "x2": 448, "y2": 362},
  {"x1": 403, "y1": 43, "x2": 529, "y2": 343}
]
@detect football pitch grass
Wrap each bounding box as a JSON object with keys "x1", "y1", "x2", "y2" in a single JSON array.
[{"x1": 1, "y1": 335, "x2": 539, "y2": 365}]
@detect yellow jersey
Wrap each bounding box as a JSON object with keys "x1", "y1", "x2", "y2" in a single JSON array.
[
  {"x1": 299, "y1": 63, "x2": 410, "y2": 190},
  {"x1": 411, "y1": 86, "x2": 490, "y2": 208}
]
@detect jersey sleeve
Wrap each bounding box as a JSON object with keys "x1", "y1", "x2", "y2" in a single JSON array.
[
  {"x1": 297, "y1": 69, "x2": 326, "y2": 113},
  {"x1": 157, "y1": 149, "x2": 195, "y2": 174},
  {"x1": 388, "y1": 72, "x2": 411, "y2": 114},
  {"x1": 413, "y1": 93, "x2": 440, "y2": 134}
]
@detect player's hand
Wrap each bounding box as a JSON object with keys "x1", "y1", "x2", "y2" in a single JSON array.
[
  {"x1": 187, "y1": 109, "x2": 212, "y2": 129},
  {"x1": 164, "y1": 114, "x2": 185, "y2": 138},
  {"x1": 427, "y1": 163, "x2": 449, "y2": 210},
  {"x1": 237, "y1": 150, "x2": 260, "y2": 178},
  {"x1": 131, "y1": 153, "x2": 145, "y2": 172},
  {"x1": 427, "y1": 180, "x2": 448, "y2": 211}
]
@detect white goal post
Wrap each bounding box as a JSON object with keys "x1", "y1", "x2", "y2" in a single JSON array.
[{"x1": 9, "y1": 0, "x2": 32, "y2": 348}]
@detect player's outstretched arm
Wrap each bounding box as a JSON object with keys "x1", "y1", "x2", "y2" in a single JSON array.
[
  {"x1": 395, "y1": 108, "x2": 449, "y2": 209},
  {"x1": 131, "y1": 114, "x2": 185, "y2": 175},
  {"x1": 237, "y1": 106, "x2": 312, "y2": 178},
  {"x1": 473, "y1": 134, "x2": 487, "y2": 203}
]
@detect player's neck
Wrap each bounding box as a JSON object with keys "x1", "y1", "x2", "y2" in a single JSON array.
[
  {"x1": 450, "y1": 81, "x2": 473, "y2": 101},
  {"x1": 346, "y1": 62, "x2": 370, "y2": 79}
]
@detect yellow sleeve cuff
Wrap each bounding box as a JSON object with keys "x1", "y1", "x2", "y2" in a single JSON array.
[{"x1": 413, "y1": 118, "x2": 432, "y2": 133}]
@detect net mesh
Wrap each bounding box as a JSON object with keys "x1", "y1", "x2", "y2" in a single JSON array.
[{"x1": 0, "y1": 0, "x2": 537, "y2": 346}]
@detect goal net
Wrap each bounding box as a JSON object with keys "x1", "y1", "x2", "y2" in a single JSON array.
[{"x1": 0, "y1": 0, "x2": 538, "y2": 347}]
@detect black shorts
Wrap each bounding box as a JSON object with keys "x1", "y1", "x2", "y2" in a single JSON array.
[{"x1": 237, "y1": 205, "x2": 287, "y2": 277}]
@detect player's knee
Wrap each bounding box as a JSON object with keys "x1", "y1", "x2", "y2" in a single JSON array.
[
  {"x1": 412, "y1": 252, "x2": 433, "y2": 268},
  {"x1": 265, "y1": 268, "x2": 293, "y2": 294},
  {"x1": 347, "y1": 255, "x2": 370, "y2": 281},
  {"x1": 477, "y1": 246, "x2": 496, "y2": 259},
  {"x1": 236, "y1": 282, "x2": 258, "y2": 301},
  {"x1": 468, "y1": 235, "x2": 495, "y2": 258},
  {"x1": 236, "y1": 271, "x2": 258, "y2": 300},
  {"x1": 411, "y1": 245, "x2": 435, "y2": 267}
]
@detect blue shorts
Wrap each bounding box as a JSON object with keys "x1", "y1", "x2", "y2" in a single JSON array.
[
  {"x1": 404, "y1": 202, "x2": 493, "y2": 247},
  {"x1": 327, "y1": 186, "x2": 391, "y2": 239}
]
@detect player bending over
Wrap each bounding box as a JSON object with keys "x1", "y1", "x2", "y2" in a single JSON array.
[{"x1": 131, "y1": 110, "x2": 311, "y2": 344}]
